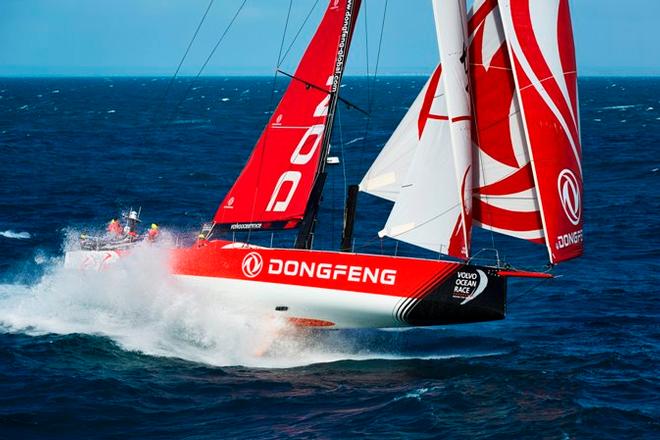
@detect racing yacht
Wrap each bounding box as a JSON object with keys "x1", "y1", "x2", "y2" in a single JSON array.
[{"x1": 65, "y1": 0, "x2": 583, "y2": 329}]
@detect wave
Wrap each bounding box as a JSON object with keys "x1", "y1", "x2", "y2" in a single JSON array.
[
  {"x1": 0, "y1": 239, "x2": 509, "y2": 369},
  {"x1": 600, "y1": 104, "x2": 639, "y2": 111},
  {"x1": 345, "y1": 136, "x2": 365, "y2": 146},
  {"x1": 0, "y1": 230, "x2": 31, "y2": 239},
  {"x1": 171, "y1": 119, "x2": 211, "y2": 125}
]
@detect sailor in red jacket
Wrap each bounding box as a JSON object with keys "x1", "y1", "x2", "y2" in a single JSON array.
[
  {"x1": 107, "y1": 218, "x2": 123, "y2": 236},
  {"x1": 147, "y1": 223, "x2": 159, "y2": 241}
]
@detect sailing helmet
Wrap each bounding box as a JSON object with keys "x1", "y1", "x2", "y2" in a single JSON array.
[
  {"x1": 151, "y1": 223, "x2": 158, "y2": 230},
  {"x1": 128, "y1": 211, "x2": 140, "y2": 221}
]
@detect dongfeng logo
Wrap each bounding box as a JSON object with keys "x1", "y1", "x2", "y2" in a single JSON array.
[
  {"x1": 241, "y1": 252, "x2": 263, "y2": 278},
  {"x1": 557, "y1": 169, "x2": 581, "y2": 226}
]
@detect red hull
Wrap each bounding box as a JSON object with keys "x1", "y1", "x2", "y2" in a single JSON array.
[{"x1": 169, "y1": 240, "x2": 507, "y2": 327}]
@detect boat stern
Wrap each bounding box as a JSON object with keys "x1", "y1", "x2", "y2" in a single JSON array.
[{"x1": 400, "y1": 265, "x2": 506, "y2": 326}]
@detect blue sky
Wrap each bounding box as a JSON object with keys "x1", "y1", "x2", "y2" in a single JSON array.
[{"x1": 0, "y1": 0, "x2": 658, "y2": 77}]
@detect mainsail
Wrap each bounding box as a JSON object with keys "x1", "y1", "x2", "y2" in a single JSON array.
[
  {"x1": 213, "y1": 0, "x2": 360, "y2": 232},
  {"x1": 362, "y1": 0, "x2": 473, "y2": 259}
]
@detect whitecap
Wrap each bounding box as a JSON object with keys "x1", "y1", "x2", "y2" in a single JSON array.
[
  {"x1": 345, "y1": 137, "x2": 365, "y2": 145},
  {"x1": 393, "y1": 387, "x2": 439, "y2": 401},
  {"x1": 601, "y1": 104, "x2": 637, "y2": 111},
  {"x1": 0, "y1": 238, "x2": 510, "y2": 369},
  {"x1": 0, "y1": 230, "x2": 31, "y2": 239},
  {"x1": 221, "y1": 97, "x2": 230, "y2": 102}
]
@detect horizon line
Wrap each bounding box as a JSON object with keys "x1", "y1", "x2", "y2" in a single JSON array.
[{"x1": 1, "y1": 73, "x2": 659, "y2": 79}]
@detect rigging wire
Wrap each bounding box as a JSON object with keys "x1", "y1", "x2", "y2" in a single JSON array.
[
  {"x1": 357, "y1": 0, "x2": 388, "y2": 173},
  {"x1": 507, "y1": 275, "x2": 555, "y2": 305},
  {"x1": 353, "y1": 0, "x2": 388, "y2": 249},
  {"x1": 123, "y1": 0, "x2": 215, "y2": 197},
  {"x1": 335, "y1": 104, "x2": 348, "y2": 247},
  {"x1": 363, "y1": 0, "x2": 370, "y2": 117},
  {"x1": 278, "y1": 0, "x2": 322, "y2": 67},
  {"x1": 245, "y1": 0, "x2": 294, "y2": 245},
  {"x1": 155, "y1": 0, "x2": 215, "y2": 117},
  {"x1": 165, "y1": 0, "x2": 248, "y2": 127},
  {"x1": 336, "y1": 107, "x2": 348, "y2": 201}
]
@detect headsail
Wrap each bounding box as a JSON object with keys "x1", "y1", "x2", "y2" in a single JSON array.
[
  {"x1": 376, "y1": 64, "x2": 466, "y2": 255},
  {"x1": 363, "y1": 0, "x2": 472, "y2": 259},
  {"x1": 359, "y1": 75, "x2": 431, "y2": 203},
  {"x1": 213, "y1": 0, "x2": 361, "y2": 232},
  {"x1": 469, "y1": 0, "x2": 544, "y2": 243},
  {"x1": 498, "y1": 0, "x2": 583, "y2": 263},
  {"x1": 363, "y1": 0, "x2": 582, "y2": 264}
]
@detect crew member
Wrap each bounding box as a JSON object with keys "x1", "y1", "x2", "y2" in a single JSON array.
[
  {"x1": 107, "y1": 218, "x2": 122, "y2": 236},
  {"x1": 147, "y1": 223, "x2": 159, "y2": 241},
  {"x1": 196, "y1": 232, "x2": 207, "y2": 247}
]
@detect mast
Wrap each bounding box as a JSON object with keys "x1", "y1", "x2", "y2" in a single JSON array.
[{"x1": 295, "y1": 0, "x2": 361, "y2": 249}]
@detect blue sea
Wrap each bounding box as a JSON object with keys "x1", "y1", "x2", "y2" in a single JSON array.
[{"x1": 0, "y1": 76, "x2": 658, "y2": 439}]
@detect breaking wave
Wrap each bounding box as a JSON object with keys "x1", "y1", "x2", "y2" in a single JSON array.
[
  {"x1": 345, "y1": 136, "x2": 365, "y2": 145},
  {"x1": 0, "y1": 235, "x2": 507, "y2": 369},
  {"x1": 0, "y1": 230, "x2": 31, "y2": 240}
]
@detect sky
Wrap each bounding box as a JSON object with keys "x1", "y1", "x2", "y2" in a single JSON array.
[{"x1": 0, "y1": 0, "x2": 658, "y2": 77}]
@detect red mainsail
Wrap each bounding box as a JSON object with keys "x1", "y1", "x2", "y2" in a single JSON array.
[{"x1": 213, "y1": 0, "x2": 360, "y2": 231}]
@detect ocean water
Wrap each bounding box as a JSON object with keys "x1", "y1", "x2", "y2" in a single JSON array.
[{"x1": 0, "y1": 76, "x2": 658, "y2": 438}]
